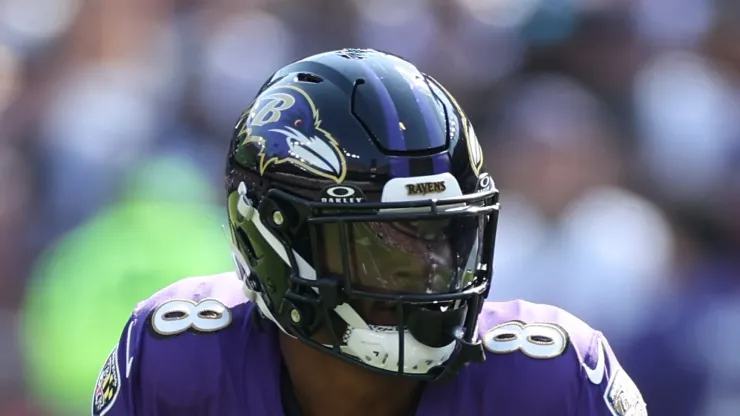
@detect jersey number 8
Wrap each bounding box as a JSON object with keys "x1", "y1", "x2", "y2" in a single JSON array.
[
  {"x1": 483, "y1": 321, "x2": 568, "y2": 359},
  {"x1": 151, "y1": 299, "x2": 232, "y2": 336}
]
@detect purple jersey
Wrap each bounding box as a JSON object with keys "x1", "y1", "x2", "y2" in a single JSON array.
[{"x1": 92, "y1": 273, "x2": 646, "y2": 416}]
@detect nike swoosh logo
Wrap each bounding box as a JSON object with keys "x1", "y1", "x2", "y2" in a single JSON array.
[
  {"x1": 125, "y1": 320, "x2": 134, "y2": 378},
  {"x1": 582, "y1": 338, "x2": 605, "y2": 385}
]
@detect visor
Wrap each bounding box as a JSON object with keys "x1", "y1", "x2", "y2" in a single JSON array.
[{"x1": 316, "y1": 215, "x2": 483, "y2": 296}]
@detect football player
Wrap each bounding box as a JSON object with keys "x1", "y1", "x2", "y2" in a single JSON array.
[{"x1": 92, "y1": 49, "x2": 646, "y2": 416}]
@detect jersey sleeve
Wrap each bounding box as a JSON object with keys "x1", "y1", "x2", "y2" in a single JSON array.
[
  {"x1": 577, "y1": 333, "x2": 647, "y2": 416},
  {"x1": 91, "y1": 315, "x2": 146, "y2": 416}
]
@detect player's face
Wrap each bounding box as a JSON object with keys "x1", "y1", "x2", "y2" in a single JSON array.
[{"x1": 318, "y1": 217, "x2": 480, "y2": 326}]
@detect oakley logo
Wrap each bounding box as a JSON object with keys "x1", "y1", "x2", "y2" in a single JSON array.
[
  {"x1": 322, "y1": 185, "x2": 365, "y2": 204},
  {"x1": 477, "y1": 174, "x2": 494, "y2": 191}
]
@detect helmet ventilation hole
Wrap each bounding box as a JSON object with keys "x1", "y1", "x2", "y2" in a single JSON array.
[{"x1": 295, "y1": 73, "x2": 323, "y2": 83}]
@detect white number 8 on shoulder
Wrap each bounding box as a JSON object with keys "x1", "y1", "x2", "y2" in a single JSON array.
[
  {"x1": 151, "y1": 299, "x2": 232, "y2": 336},
  {"x1": 483, "y1": 321, "x2": 568, "y2": 359}
]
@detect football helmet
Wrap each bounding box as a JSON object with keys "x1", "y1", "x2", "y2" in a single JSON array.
[{"x1": 225, "y1": 48, "x2": 499, "y2": 381}]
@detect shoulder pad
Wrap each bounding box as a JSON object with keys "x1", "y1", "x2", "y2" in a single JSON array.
[
  {"x1": 471, "y1": 300, "x2": 646, "y2": 415},
  {"x1": 133, "y1": 271, "x2": 248, "y2": 313},
  {"x1": 93, "y1": 272, "x2": 258, "y2": 414},
  {"x1": 478, "y1": 299, "x2": 597, "y2": 360},
  {"x1": 133, "y1": 273, "x2": 253, "y2": 395}
]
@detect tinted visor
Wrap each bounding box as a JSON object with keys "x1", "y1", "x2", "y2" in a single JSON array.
[{"x1": 317, "y1": 216, "x2": 482, "y2": 295}]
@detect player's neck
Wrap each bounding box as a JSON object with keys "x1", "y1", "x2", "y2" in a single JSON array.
[{"x1": 279, "y1": 333, "x2": 424, "y2": 416}]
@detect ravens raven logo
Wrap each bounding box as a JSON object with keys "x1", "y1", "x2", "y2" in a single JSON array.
[{"x1": 236, "y1": 85, "x2": 347, "y2": 183}]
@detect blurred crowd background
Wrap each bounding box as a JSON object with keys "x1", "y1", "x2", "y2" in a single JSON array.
[{"x1": 0, "y1": 0, "x2": 739, "y2": 414}]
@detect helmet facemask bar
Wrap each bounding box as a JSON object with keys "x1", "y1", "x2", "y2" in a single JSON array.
[{"x1": 259, "y1": 187, "x2": 498, "y2": 381}]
